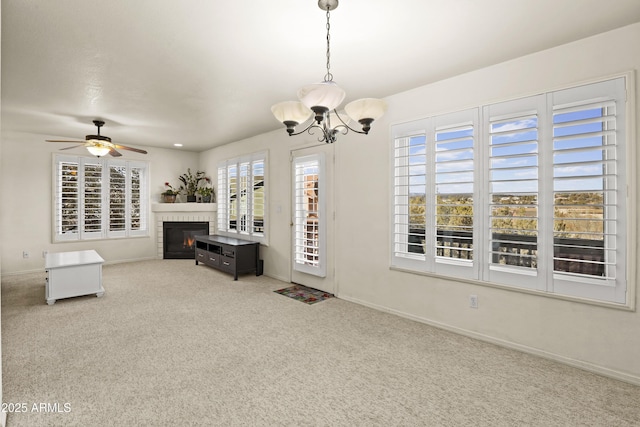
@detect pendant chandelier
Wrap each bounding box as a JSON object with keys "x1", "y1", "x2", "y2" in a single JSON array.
[{"x1": 271, "y1": 0, "x2": 387, "y2": 144}]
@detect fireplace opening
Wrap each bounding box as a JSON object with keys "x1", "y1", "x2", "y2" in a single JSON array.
[{"x1": 163, "y1": 222, "x2": 209, "y2": 259}]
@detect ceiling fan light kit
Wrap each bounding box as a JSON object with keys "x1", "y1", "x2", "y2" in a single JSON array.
[
  {"x1": 46, "y1": 120, "x2": 148, "y2": 157},
  {"x1": 271, "y1": 0, "x2": 386, "y2": 144}
]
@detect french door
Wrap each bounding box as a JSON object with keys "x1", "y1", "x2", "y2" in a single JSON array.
[{"x1": 290, "y1": 144, "x2": 335, "y2": 294}]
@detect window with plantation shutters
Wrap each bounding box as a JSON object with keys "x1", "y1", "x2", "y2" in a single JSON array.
[
  {"x1": 217, "y1": 152, "x2": 267, "y2": 243},
  {"x1": 392, "y1": 109, "x2": 478, "y2": 279},
  {"x1": 53, "y1": 155, "x2": 149, "y2": 241},
  {"x1": 391, "y1": 76, "x2": 630, "y2": 305}
]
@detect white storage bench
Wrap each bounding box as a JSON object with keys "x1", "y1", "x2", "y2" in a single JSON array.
[{"x1": 44, "y1": 250, "x2": 105, "y2": 305}]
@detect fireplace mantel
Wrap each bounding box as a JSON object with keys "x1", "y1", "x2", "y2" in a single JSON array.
[{"x1": 152, "y1": 203, "x2": 217, "y2": 213}]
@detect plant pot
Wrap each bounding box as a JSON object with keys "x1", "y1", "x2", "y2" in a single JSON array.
[
  {"x1": 163, "y1": 194, "x2": 176, "y2": 203},
  {"x1": 187, "y1": 195, "x2": 197, "y2": 203},
  {"x1": 202, "y1": 195, "x2": 211, "y2": 203}
]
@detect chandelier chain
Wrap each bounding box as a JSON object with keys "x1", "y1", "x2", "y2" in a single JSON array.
[{"x1": 324, "y1": 8, "x2": 333, "y2": 82}]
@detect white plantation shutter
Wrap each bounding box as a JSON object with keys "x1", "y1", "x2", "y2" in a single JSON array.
[
  {"x1": 252, "y1": 159, "x2": 265, "y2": 235},
  {"x1": 391, "y1": 76, "x2": 629, "y2": 304},
  {"x1": 483, "y1": 94, "x2": 543, "y2": 290},
  {"x1": 433, "y1": 109, "x2": 478, "y2": 279},
  {"x1": 293, "y1": 153, "x2": 325, "y2": 277},
  {"x1": 228, "y1": 164, "x2": 238, "y2": 231},
  {"x1": 238, "y1": 161, "x2": 250, "y2": 233},
  {"x1": 130, "y1": 166, "x2": 144, "y2": 232},
  {"x1": 56, "y1": 158, "x2": 80, "y2": 240},
  {"x1": 217, "y1": 152, "x2": 267, "y2": 242},
  {"x1": 550, "y1": 78, "x2": 626, "y2": 303},
  {"x1": 435, "y1": 124, "x2": 474, "y2": 261},
  {"x1": 393, "y1": 130, "x2": 427, "y2": 266},
  {"x1": 109, "y1": 165, "x2": 127, "y2": 234},
  {"x1": 53, "y1": 155, "x2": 148, "y2": 241},
  {"x1": 82, "y1": 161, "x2": 103, "y2": 238},
  {"x1": 217, "y1": 165, "x2": 228, "y2": 232}
]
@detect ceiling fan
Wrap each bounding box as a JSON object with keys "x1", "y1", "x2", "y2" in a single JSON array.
[{"x1": 46, "y1": 120, "x2": 148, "y2": 157}]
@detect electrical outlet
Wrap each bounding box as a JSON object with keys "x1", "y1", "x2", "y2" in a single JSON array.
[
  {"x1": 22, "y1": 251, "x2": 29, "y2": 259},
  {"x1": 469, "y1": 294, "x2": 478, "y2": 309},
  {"x1": 42, "y1": 250, "x2": 48, "y2": 258}
]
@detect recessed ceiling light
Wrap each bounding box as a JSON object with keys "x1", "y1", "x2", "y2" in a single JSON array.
[{"x1": 174, "y1": 143, "x2": 183, "y2": 147}]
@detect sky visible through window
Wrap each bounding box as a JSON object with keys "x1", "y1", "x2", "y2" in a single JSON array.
[{"x1": 405, "y1": 107, "x2": 606, "y2": 197}]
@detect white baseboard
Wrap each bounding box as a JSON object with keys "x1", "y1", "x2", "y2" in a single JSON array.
[
  {"x1": 339, "y1": 294, "x2": 640, "y2": 387},
  {"x1": 264, "y1": 272, "x2": 290, "y2": 283},
  {"x1": 1, "y1": 257, "x2": 159, "y2": 278}
]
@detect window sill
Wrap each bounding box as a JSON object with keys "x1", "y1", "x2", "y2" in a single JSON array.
[{"x1": 389, "y1": 265, "x2": 634, "y2": 311}]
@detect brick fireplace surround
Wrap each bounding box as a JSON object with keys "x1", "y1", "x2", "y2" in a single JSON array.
[{"x1": 151, "y1": 203, "x2": 216, "y2": 259}]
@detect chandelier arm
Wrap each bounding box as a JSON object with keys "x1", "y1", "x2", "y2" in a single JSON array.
[
  {"x1": 332, "y1": 109, "x2": 368, "y2": 135},
  {"x1": 286, "y1": 122, "x2": 332, "y2": 143},
  {"x1": 287, "y1": 121, "x2": 317, "y2": 137}
]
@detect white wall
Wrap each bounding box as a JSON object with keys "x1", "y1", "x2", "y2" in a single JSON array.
[
  {"x1": 0, "y1": 131, "x2": 200, "y2": 273},
  {"x1": 202, "y1": 23, "x2": 640, "y2": 384}
]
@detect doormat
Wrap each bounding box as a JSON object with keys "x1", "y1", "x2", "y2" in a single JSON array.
[{"x1": 274, "y1": 284, "x2": 334, "y2": 305}]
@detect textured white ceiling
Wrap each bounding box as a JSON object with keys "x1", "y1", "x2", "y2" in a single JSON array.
[{"x1": 2, "y1": 0, "x2": 640, "y2": 152}]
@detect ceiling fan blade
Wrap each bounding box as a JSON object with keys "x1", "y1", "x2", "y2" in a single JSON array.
[
  {"x1": 113, "y1": 144, "x2": 147, "y2": 154},
  {"x1": 109, "y1": 148, "x2": 123, "y2": 157},
  {"x1": 46, "y1": 139, "x2": 85, "y2": 143},
  {"x1": 59, "y1": 145, "x2": 83, "y2": 151}
]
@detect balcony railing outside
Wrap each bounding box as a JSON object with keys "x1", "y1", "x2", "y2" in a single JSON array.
[{"x1": 408, "y1": 229, "x2": 604, "y2": 277}]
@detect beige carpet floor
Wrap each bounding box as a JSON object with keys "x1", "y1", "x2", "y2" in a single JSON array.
[{"x1": 2, "y1": 259, "x2": 639, "y2": 426}]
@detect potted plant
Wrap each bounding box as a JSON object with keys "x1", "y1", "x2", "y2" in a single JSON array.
[
  {"x1": 161, "y1": 182, "x2": 179, "y2": 203},
  {"x1": 196, "y1": 185, "x2": 215, "y2": 203},
  {"x1": 178, "y1": 168, "x2": 206, "y2": 202}
]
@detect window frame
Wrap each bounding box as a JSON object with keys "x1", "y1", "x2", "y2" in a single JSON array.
[
  {"x1": 53, "y1": 154, "x2": 149, "y2": 242},
  {"x1": 390, "y1": 75, "x2": 633, "y2": 307},
  {"x1": 217, "y1": 151, "x2": 268, "y2": 244}
]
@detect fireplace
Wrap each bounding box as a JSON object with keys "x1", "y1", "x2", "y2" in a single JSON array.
[{"x1": 163, "y1": 222, "x2": 209, "y2": 259}]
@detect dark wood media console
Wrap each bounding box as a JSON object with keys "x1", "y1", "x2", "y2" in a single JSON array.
[{"x1": 195, "y1": 235, "x2": 260, "y2": 280}]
